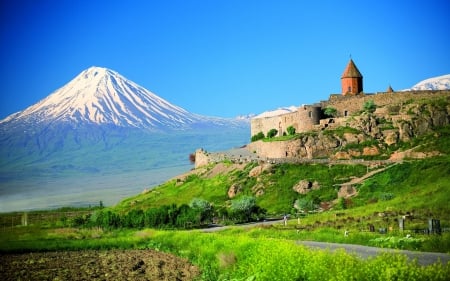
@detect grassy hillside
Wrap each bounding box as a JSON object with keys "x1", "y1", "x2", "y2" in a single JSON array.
[{"x1": 114, "y1": 125, "x2": 450, "y2": 230}]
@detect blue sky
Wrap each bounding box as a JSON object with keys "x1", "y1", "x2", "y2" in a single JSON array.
[{"x1": 1, "y1": 0, "x2": 449, "y2": 119}]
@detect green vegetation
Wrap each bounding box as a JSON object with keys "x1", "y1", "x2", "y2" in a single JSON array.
[
  {"x1": 322, "y1": 126, "x2": 360, "y2": 137},
  {"x1": 251, "y1": 131, "x2": 265, "y2": 142},
  {"x1": 324, "y1": 105, "x2": 338, "y2": 117},
  {"x1": 286, "y1": 125, "x2": 296, "y2": 135},
  {"x1": 2, "y1": 98, "x2": 450, "y2": 279},
  {"x1": 363, "y1": 99, "x2": 377, "y2": 113},
  {"x1": 267, "y1": 128, "x2": 278, "y2": 138},
  {"x1": 1, "y1": 227, "x2": 449, "y2": 280}
]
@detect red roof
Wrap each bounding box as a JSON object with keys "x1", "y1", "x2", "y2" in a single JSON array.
[{"x1": 341, "y1": 59, "x2": 362, "y2": 78}]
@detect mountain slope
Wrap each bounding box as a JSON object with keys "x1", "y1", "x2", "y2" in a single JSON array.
[
  {"x1": 0, "y1": 67, "x2": 249, "y2": 212},
  {"x1": 1, "y1": 66, "x2": 243, "y2": 130}
]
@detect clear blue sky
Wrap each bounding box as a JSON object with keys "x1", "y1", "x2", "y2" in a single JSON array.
[{"x1": 1, "y1": 0, "x2": 449, "y2": 119}]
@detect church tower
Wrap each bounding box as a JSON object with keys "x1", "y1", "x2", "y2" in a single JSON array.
[{"x1": 341, "y1": 59, "x2": 363, "y2": 95}]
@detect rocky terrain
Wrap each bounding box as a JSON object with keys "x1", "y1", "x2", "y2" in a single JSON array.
[{"x1": 200, "y1": 95, "x2": 450, "y2": 163}]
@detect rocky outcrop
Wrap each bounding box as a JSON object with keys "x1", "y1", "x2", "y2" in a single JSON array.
[
  {"x1": 293, "y1": 180, "x2": 320, "y2": 194},
  {"x1": 338, "y1": 184, "x2": 357, "y2": 198},
  {"x1": 195, "y1": 148, "x2": 210, "y2": 169},
  {"x1": 251, "y1": 99, "x2": 449, "y2": 161},
  {"x1": 249, "y1": 164, "x2": 272, "y2": 177},
  {"x1": 196, "y1": 95, "x2": 450, "y2": 168},
  {"x1": 228, "y1": 183, "x2": 242, "y2": 198}
]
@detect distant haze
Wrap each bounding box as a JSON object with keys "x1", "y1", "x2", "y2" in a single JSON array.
[{"x1": 0, "y1": 67, "x2": 249, "y2": 212}]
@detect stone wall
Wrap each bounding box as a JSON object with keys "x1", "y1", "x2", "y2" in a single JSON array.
[
  {"x1": 251, "y1": 90, "x2": 450, "y2": 137},
  {"x1": 197, "y1": 90, "x2": 450, "y2": 168},
  {"x1": 250, "y1": 105, "x2": 322, "y2": 137},
  {"x1": 247, "y1": 139, "x2": 302, "y2": 159},
  {"x1": 194, "y1": 148, "x2": 210, "y2": 169},
  {"x1": 323, "y1": 90, "x2": 450, "y2": 118}
]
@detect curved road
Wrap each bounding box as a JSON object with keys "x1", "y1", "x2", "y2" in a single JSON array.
[
  {"x1": 202, "y1": 220, "x2": 450, "y2": 266},
  {"x1": 297, "y1": 240, "x2": 449, "y2": 266}
]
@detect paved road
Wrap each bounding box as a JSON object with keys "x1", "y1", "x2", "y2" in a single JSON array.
[
  {"x1": 202, "y1": 220, "x2": 450, "y2": 266},
  {"x1": 297, "y1": 241, "x2": 450, "y2": 266}
]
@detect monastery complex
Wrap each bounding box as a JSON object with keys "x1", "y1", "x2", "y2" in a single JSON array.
[{"x1": 250, "y1": 59, "x2": 448, "y2": 138}]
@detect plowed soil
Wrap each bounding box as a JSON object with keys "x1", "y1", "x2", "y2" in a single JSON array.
[{"x1": 0, "y1": 249, "x2": 200, "y2": 281}]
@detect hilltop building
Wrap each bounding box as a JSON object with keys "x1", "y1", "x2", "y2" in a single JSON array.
[
  {"x1": 197, "y1": 61, "x2": 450, "y2": 167},
  {"x1": 251, "y1": 59, "x2": 364, "y2": 137},
  {"x1": 250, "y1": 59, "x2": 448, "y2": 139},
  {"x1": 341, "y1": 59, "x2": 363, "y2": 95}
]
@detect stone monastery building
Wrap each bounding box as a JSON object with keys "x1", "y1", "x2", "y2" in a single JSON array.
[
  {"x1": 250, "y1": 59, "x2": 444, "y2": 138},
  {"x1": 251, "y1": 59, "x2": 365, "y2": 137}
]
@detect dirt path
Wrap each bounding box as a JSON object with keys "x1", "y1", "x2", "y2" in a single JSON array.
[
  {"x1": 341, "y1": 162, "x2": 398, "y2": 187},
  {"x1": 0, "y1": 249, "x2": 200, "y2": 281}
]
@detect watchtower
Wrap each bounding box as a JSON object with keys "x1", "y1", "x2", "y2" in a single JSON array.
[{"x1": 341, "y1": 59, "x2": 363, "y2": 95}]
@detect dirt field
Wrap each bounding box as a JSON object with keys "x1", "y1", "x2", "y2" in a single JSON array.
[{"x1": 0, "y1": 249, "x2": 200, "y2": 281}]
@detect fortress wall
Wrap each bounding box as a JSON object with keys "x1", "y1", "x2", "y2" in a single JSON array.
[
  {"x1": 247, "y1": 139, "x2": 304, "y2": 159},
  {"x1": 195, "y1": 148, "x2": 210, "y2": 168},
  {"x1": 324, "y1": 90, "x2": 450, "y2": 117},
  {"x1": 251, "y1": 106, "x2": 320, "y2": 137}
]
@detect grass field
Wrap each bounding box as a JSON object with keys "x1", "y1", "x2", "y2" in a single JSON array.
[{"x1": 1, "y1": 226, "x2": 449, "y2": 280}]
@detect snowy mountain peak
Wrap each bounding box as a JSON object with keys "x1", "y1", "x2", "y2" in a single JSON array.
[
  {"x1": 410, "y1": 74, "x2": 450, "y2": 91},
  {"x1": 2, "y1": 66, "x2": 202, "y2": 129}
]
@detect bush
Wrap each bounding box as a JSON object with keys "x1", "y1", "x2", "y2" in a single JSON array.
[
  {"x1": 379, "y1": 192, "x2": 395, "y2": 201},
  {"x1": 229, "y1": 196, "x2": 265, "y2": 222},
  {"x1": 251, "y1": 131, "x2": 265, "y2": 142},
  {"x1": 324, "y1": 106, "x2": 337, "y2": 117},
  {"x1": 286, "y1": 126, "x2": 296, "y2": 135},
  {"x1": 267, "y1": 128, "x2": 278, "y2": 138},
  {"x1": 363, "y1": 100, "x2": 376, "y2": 113},
  {"x1": 189, "y1": 198, "x2": 213, "y2": 224}
]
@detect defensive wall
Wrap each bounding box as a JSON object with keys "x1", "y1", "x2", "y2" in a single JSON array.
[
  {"x1": 250, "y1": 105, "x2": 322, "y2": 137},
  {"x1": 251, "y1": 90, "x2": 450, "y2": 137},
  {"x1": 322, "y1": 90, "x2": 450, "y2": 118}
]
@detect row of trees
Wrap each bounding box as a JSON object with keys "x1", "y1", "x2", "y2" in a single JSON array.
[
  {"x1": 251, "y1": 125, "x2": 296, "y2": 142},
  {"x1": 72, "y1": 196, "x2": 266, "y2": 229}
]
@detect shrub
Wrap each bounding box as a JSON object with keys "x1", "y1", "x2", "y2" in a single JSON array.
[
  {"x1": 189, "y1": 198, "x2": 213, "y2": 224},
  {"x1": 267, "y1": 128, "x2": 278, "y2": 138},
  {"x1": 324, "y1": 106, "x2": 337, "y2": 117},
  {"x1": 363, "y1": 100, "x2": 376, "y2": 113},
  {"x1": 229, "y1": 196, "x2": 264, "y2": 222},
  {"x1": 379, "y1": 192, "x2": 395, "y2": 201},
  {"x1": 286, "y1": 126, "x2": 296, "y2": 135},
  {"x1": 251, "y1": 131, "x2": 265, "y2": 142}
]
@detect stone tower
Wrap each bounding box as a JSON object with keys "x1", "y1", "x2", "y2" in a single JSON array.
[{"x1": 341, "y1": 59, "x2": 363, "y2": 95}]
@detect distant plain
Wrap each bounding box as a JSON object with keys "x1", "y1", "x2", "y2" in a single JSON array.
[{"x1": 0, "y1": 128, "x2": 249, "y2": 212}]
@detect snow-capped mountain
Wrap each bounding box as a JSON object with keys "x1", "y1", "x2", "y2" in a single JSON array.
[
  {"x1": 254, "y1": 106, "x2": 298, "y2": 119},
  {"x1": 0, "y1": 66, "x2": 250, "y2": 211},
  {"x1": 1, "y1": 66, "x2": 238, "y2": 130},
  {"x1": 410, "y1": 74, "x2": 450, "y2": 91}
]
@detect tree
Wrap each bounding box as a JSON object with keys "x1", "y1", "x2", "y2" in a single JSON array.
[
  {"x1": 230, "y1": 196, "x2": 257, "y2": 222},
  {"x1": 175, "y1": 204, "x2": 198, "y2": 228},
  {"x1": 294, "y1": 197, "x2": 319, "y2": 213},
  {"x1": 189, "y1": 198, "x2": 213, "y2": 224},
  {"x1": 267, "y1": 128, "x2": 278, "y2": 138},
  {"x1": 251, "y1": 131, "x2": 265, "y2": 142},
  {"x1": 189, "y1": 153, "x2": 196, "y2": 164},
  {"x1": 324, "y1": 106, "x2": 337, "y2": 117},
  {"x1": 286, "y1": 126, "x2": 296, "y2": 136},
  {"x1": 363, "y1": 100, "x2": 376, "y2": 113}
]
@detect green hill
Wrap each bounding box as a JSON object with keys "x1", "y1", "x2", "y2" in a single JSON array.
[{"x1": 114, "y1": 125, "x2": 450, "y2": 226}]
